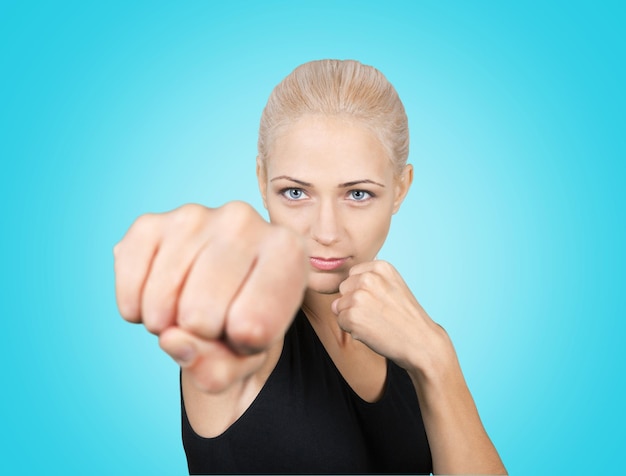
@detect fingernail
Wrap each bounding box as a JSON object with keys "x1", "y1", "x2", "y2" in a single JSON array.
[{"x1": 174, "y1": 344, "x2": 196, "y2": 365}]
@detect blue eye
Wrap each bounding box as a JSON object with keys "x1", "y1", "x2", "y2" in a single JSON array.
[
  {"x1": 283, "y1": 188, "x2": 306, "y2": 200},
  {"x1": 349, "y1": 190, "x2": 371, "y2": 201}
]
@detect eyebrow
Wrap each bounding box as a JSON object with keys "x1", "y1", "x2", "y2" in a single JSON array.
[
  {"x1": 270, "y1": 176, "x2": 385, "y2": 188},
  {"x1": 270, "y1": 176, "x2": 312, "y2": 187},
  {"x1": 339, "y1": 179, "x2": 385, "y2": 188}
]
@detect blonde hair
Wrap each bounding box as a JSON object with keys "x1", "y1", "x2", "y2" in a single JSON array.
[{"x1": 257, "y1": 59, "x2": 409, "y2": 174}]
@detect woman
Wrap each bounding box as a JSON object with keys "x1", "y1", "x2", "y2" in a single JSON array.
[{"x1": 114, "y1": 59, "x2": 507, "y2": 474}]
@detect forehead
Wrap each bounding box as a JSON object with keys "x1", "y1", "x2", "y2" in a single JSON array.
[{"x1": 267, "y1": 115, "x2": 393, "y2": 181}]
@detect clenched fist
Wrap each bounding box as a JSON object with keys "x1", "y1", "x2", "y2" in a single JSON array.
[{"x1": 114, "y1": 201, "x2": 308, "y2": 392}]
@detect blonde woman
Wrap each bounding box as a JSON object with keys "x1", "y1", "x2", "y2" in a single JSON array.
[{"x1": 114, "y1": 59, "x2": 506, "y2": 475}]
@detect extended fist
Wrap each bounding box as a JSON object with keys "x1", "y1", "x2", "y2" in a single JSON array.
[{"x1": 114, "y1": 202, "x2": 308, "y2": 390}]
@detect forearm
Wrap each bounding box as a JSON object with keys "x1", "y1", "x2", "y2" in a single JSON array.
[
  {"x1": 329, "y1": 260, "x2": 506, "y2": 473},
  {"x1": 407, "y1": 339, "x2": 507, "y2": 475}
]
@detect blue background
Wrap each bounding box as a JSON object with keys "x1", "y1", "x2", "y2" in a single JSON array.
[{"x1": 1, "y1": 1, "x2": 624, "y2": 473}]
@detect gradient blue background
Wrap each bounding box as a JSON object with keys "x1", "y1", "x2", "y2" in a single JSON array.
[{"x1": 1, "y1": 1, "x2": 624, "y2": 473}]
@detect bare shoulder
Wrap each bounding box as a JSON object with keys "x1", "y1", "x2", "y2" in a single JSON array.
[{"x1": 182, "y1": 338, "x2": 285, "y2": 438}]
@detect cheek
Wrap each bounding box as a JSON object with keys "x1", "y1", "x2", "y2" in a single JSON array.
[
  {"x1": 371, "y1": 220, "x2": 392, "y2": 252},
  {"x1": 351, "y1": 210, "x2": 392, "y2": 254}
]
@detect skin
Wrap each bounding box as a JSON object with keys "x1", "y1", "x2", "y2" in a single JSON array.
[{"x1": 114, "y1": 114, "x2": 507, "y2": 474}]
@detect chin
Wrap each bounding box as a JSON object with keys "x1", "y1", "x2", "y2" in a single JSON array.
[
  {"x1": 313, "y1": 287, "x2": 341, "y2": 295},
  {"x1": 306, "y1": 273, "x2": 344, "y2": 295}
]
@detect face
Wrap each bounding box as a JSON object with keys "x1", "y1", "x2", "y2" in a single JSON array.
[{"x1": 257, "y1": 115, "x2": 412, "y2": 295}]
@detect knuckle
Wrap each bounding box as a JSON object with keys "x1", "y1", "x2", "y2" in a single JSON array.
[
  {"x1": 112, "y1": 238, "x2": 131, "y2": 262},
  {"x1": 352, "y1": 288, "x2": 369, "y2": 306},
  {"x1": 215, "y1": 202, "x2": 261, "y2": 240},
  {"x1": 115, "y1": 283, "x2": 141, "y2": 324},
  {"x1": 179, "y1": 308, "x2": 223, "y2": 339},
  {"x1": 119, "y1": 214, "x2": 161, "y2": 251},
  {"x1": 337, "y1": 310, "x2": 355, "y2": 332},
  {"x1": 373, "y1": 260, "x2": 393, "y2": 274},
  {"x1": 169, "y1": 204, "x2": 210, "y2": 231},
  {"x1": 358, "y1": 272, "x2": 376, "y2": 288},
  {"x1": 219, "y1": 201, "x2": 257, "y2": 225},
  {"x1": 114, "y1": 273, "x2": 142, "y2": 322},
  {"x1": 132, "y1": 213, "x2": 160, "y2": 238},
  {"x1": 117, "y1": 301, "x2": 141, "y2": 323},
  {"x1": 143, "y1": 318, "x2": 163, "y2": 335},
  {"x1": 339, "y1": 280, "x2": 349, "y2": 294},
  {"x1": 142, "y1": 296, "x2": 175, "y2": 334},
  {"x1": 228, "y1": 312, "x2": 272, "y2": 351}
]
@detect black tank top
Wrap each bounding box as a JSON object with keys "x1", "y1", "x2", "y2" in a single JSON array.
[{"x1": 182, "y1": 310, "x2": 433, "y2": 474}]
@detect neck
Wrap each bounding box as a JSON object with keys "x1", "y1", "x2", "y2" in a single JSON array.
[{"x1": 302, "y1": 289, "x2": 351, "y2": 346}]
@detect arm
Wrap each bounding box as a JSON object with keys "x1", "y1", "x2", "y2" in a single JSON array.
[
  {"x1": 114, "y1": 202, "x2": 308, "y2": 434},
  {"x1": 332, "y1": 261, "x2": 507, "y2": 475},
  {"x1": 406, "y1": 326, "x2": 506, "y2": 475}
]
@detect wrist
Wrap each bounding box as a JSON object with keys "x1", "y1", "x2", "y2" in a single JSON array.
[{"x1": 405, "y1": 325, "x2": 464, "y2": 397}]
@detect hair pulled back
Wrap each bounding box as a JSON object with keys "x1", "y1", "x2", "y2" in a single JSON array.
[{"x1": 257, "y1": 59, "x2": 409, "y2": 174}]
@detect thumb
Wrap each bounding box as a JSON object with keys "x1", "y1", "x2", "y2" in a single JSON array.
[
  {"x1": 331, "y1": 298, "x2": 341, "y2": 316},
  {"x1": 159, "y1": 327, "x2": 198, "y2": 367}
]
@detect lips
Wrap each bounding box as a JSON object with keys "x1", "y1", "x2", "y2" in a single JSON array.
[{"x1": 309, "y1": 257, "x2": 349, "y2": 271}]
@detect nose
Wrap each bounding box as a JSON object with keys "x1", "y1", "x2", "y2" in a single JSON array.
[{"x1": 311, "y1": 200, "x2": 341, "y2": 246}]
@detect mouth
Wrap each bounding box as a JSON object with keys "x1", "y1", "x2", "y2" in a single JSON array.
[{"x1": 309, "y1": 257, "x2": 349, "y2": 271}]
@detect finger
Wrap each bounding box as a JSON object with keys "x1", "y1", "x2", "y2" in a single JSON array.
[
  {"x1": 334, "y1": 304, "x2": 356, "y2": 336},
  {"x1": 334, "y1": 287, "x2": 377, "y2": 327},
  {"x1": 334, "y1": 291, "x2": 379, "y2": 343},
  {"x1": 176, "y1": 201, "x2": 266, "y2": 339},
  {"x1": 333, "y1": 271, "x2": 372, "y2": 315},
  {"x1": 331, "y1": 297, "x2": 358, "y2": 320},
  {"x1": 114, "y1": 214, "x2": 160, "y2": 323},
  {"x1": 141, "y1": 220, "x2": 211, "y2": 335},
  {"x1": 333, "y1": 291, "x2": 358, "y2": 316},
  {"x1": 177, "y1": 233, "x2": 258, "y2": 340},
  {"x1": 159, "y1": 327, "x2": 267, "y2": 393},
  {"x1": 347, "y1": 260, "x2": 377, "y2": 276},
  {"x1": 339, "y1": 268, "x2": 387, "y2": 300},
  {"x1": 348, "y1": 259, "x2": 396, "y2": 277},
  {"x1": 226, "y1": 227, "x2": 307, "y2": 353},
  {"x1": 338, "y1": 273, "x2": 362, "y2": 296},
  {"x1": 332, "y1": 279, "x2": 361, "y2": 315}
]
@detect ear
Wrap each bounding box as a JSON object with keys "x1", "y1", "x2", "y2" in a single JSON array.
[
  {"x1": 392, "y1": 164, "x2": 413, "y2": 214},
  {"x1": 256, "y1": 156, "x2": 268, "y2": 209}
]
